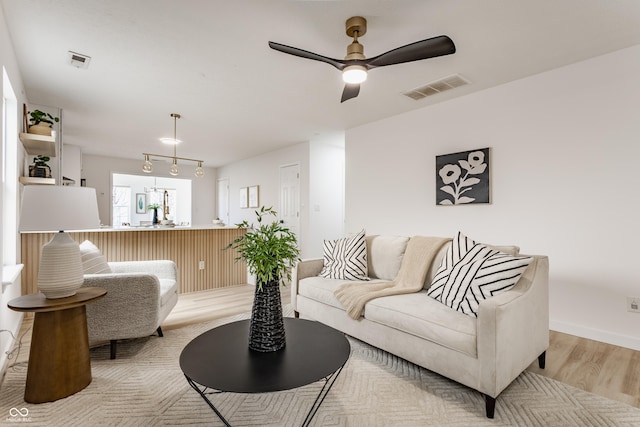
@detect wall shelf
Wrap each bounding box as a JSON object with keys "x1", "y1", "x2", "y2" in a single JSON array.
[
  {"x1": 19, "y1": 177, "x2": 56, "y2": 185},
  {"x1": 19, "y1": 132, "x2": 57, "y2": 157}
]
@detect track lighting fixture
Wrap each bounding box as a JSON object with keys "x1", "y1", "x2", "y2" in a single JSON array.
[{"x1": 142, "y1": 113, "x2": 204, "y2": 177}]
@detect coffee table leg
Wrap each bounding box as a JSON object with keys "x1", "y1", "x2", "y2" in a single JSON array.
[
  {"x1": 185, "y1": 364, "x2": 344, "y2": 427},
  {"x1": 301, "y1": 364, "x2": 345, "y2": 427},
  {"x1": 185, "y1": 375, "x2": 231, "y2": 427}
]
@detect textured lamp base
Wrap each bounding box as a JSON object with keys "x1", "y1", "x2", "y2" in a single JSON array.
[{"x1": 38, "y1": 232, "x2": 85, "y2": 299}]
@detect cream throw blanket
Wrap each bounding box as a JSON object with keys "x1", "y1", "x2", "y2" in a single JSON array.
[{"x1": 334, "y1": 236, "x2": 451, "y2": 319}]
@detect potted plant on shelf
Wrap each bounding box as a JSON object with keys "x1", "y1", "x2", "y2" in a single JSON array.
[
  {"x1": 27, "y1": 109, "x2": 59, "y2": 136},
  {"x1": 227, "y1": 206, "x2": 300, "y2": 352},
  {"x1": 147, "y1": 203, "x2": 161, "y2": 225},
  {"x1": 29, "y1": 155, "x2": 51, "y2": 178}
]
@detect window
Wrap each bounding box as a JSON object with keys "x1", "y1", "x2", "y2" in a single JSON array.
[
  {"x1": 147, "y1": 188, "x2": 177, "y2": 221},
  {"x1": 112, "y1": 186, "x2": 131, "y2": 226},
  {"x1": 2, "y1": 67, "x2": 18, "y2": 267},
  {"x1": 111, "y1": 173, "x2": 191, "y2": 227}
]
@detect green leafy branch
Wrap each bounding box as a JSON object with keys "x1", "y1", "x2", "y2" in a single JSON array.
[{"x1": 226, "y1": 206, "x2": 300, "y2": 290}]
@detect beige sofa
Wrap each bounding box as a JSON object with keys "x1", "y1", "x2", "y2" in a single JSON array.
[{"x1": 292, "y1": 235, "x2": 549, "y2": 418}]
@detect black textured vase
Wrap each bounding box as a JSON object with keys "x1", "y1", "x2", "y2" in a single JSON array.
[{"x1": 249, "y1": 278, "x2": 286, "y2": 352}]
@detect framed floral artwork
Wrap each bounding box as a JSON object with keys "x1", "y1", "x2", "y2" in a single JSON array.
[{"x1": 436, "y1": 148, "x2": 490, "y2": 205}]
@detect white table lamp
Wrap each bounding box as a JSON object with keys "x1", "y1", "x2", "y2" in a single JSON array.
[{"x1": 19, "y1": 186, "x2": 100, "y2": 299}]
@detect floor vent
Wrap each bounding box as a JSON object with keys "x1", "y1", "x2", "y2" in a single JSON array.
[{"x1": 403, "y1": 74, "x2": 469, "y2": 100}]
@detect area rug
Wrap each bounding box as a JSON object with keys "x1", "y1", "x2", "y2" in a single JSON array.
[{"x1": 1, "y1": 307, "x2": 639, "y2": 427}]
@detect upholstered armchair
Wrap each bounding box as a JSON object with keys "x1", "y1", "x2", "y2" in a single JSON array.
[{"x1": 81, "y1": 260, "x2": 179, "y2": 359}]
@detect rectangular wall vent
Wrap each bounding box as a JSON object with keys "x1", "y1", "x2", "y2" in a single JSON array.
[
  {"x1": 403, "y1": 74, "x2": 469, "y2": 100},
  {"x1": 68, "y1": 51, "x2": 91, "y2": 69}
]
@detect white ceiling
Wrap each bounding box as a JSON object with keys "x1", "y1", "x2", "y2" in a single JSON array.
[{"x1": 3, "y1": 0, "x2": 640, "y2": 167}]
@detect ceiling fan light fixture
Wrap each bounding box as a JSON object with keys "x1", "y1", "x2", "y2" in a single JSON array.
[
  {"x1": 269, "y1": 15, "x2": 455, "y2": 102},
  {"x1": 342, "y1": 65, "x2": 367, "y2": 84},
  {"x1": 160, "y1": 137, "x2": 182, "y2": 145}
]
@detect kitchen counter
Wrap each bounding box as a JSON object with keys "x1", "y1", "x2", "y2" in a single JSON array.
[{"x1": 21, "y1": 227, "x2": 247, "y2": 295}]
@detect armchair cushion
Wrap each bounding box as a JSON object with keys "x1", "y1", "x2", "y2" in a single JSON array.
[{"x1": 159, "y1": 278, "x2": 177, "y2": 307}]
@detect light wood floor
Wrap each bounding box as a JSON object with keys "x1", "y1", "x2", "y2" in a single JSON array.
[{"x1": 9, "y1": 285, "x2": 639, "y2": 409}]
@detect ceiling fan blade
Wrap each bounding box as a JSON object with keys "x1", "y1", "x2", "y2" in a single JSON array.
[
  {"x1": 365, "y1": 35, "x2": 456, "y2": 68},
  {"x1": 268, "y1": 41, "x2": 346, "y2": 70},
  {"x1": 341, "y1": 84, "x2": 360, "y2": 103}
]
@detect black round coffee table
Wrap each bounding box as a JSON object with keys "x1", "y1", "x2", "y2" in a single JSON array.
[{"x1": 180, "y1": 317, "x2": 350, "y2": 426}]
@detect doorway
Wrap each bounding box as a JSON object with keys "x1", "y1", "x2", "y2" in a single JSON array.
[
  {"x1": 217, "y1": 177, "x2": 230, "y2": 225},
  {"x1": 279, "y1": 163, "x2": 300, "y2": 238}
]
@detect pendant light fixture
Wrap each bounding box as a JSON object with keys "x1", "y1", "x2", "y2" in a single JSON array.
[{"x1": 142, "y1": 113, "x2": 204, "y2": 177}]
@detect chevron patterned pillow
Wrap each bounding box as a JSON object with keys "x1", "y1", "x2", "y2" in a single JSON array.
[
  {"x1": 427, "y1": 231, "x2": 532, "y2": 317},
  {"x1": 319, "y1": 229, "x2": 370, "y2": 281}
]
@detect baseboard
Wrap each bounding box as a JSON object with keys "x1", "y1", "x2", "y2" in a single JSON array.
[{"x1": 550, "y1": 320, "x2": 640, "y2": 351}]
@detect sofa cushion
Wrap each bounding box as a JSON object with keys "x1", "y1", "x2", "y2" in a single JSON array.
[
  {"x1": 79, "y1": 240, "x2": 112, "y2": 274},
  {"x1": 428, "y1": 232, "x2": 532, "y2": 317},
  {"x1": 366, "y1": 235, "x2": 410, "y2": 280},
  {"x1": 320, "y1": 229, "x2": 369, "y2": 281},
  {"x1": 299, "y1": 276, "x2": 391, "y2": 310},
  {"x1": 365, "y1": 291, "x2": 477, "y2": 357},
  {"x1": 424, "y1": 243, "x2": 450, "y2": 289}
]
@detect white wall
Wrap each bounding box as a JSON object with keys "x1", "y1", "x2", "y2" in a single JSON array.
[
  {"x1": 308, "y1": 134, "x2": 345, "y2": 258},
  {"x1": 82, "y1": 154, "x2": 216, "y2": 226},
  {"x1": 346, "y1": 45, "x2": 640, "y2": 350},
  {"x1": 217, "y1": 142, "x2": 311, "y2": 253},
  {"x1": 62, "y1": 143, "x2": 82, "y2": 186},
  {"x1": 217, "y1": 137, "x2": 346, "y2": 259}
]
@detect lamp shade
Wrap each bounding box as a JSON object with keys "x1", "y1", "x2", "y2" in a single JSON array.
[
  {"x1": 19, "y1": 186, "x2": 100, "y2": 299},
  {"x1": 19, "y1": 186, "x2": 100, "y2": 232}
]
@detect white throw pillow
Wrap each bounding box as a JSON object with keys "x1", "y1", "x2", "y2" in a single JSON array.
[
  {"x1": 366, "y1": 235, "x2": 409, "y2": 280},
  {"x1": 427, "y1": 231, "x2": 532, "y2": 317},
  {"x1": 79, "y1": 240, "x2": 112, "y2": 274},
  {"x1": 319, "y1": 229, "x2": 370, "y2": 281}
]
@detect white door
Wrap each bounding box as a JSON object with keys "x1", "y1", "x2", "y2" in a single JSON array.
[
  {"x1": 279, "y1": 164, "x2": 300, "y2": 238},
  {"x1": 217, "y1": 177, "x2": 230, "y2": 225}
]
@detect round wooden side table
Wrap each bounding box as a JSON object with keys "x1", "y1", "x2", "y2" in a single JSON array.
[{"x1": 8, "y1": 286, "x2": 106, "y2": 403}]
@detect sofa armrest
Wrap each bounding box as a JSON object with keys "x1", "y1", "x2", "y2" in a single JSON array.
[
  {"x1": 291, "y1": 258, "x2": 324, "y2": 311},
  {"x1": 82, "y1": 273, "x2": 162, "y2": 341},
  {"x1": 108, "y1": 260, "x2": 177, "y2": 282},
  {"x1": 476, "y1": 255, "x2": 549, "y2": 397}
]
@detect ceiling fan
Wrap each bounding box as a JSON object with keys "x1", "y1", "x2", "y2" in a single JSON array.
[{"x1": 268, "y1": 16, "x2": 456, "y2": 102}]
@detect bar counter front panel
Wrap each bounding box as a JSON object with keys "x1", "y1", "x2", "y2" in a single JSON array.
[{"x1": 21, "y1": 227, "x2": 247, "y2": 296}]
